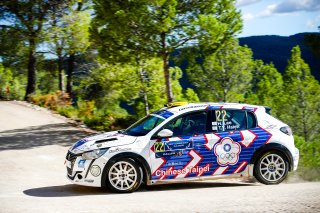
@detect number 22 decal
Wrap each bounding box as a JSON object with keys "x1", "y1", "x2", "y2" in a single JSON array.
[
  {"x1": 216, "y1": 110, "x2": 227, "y2": 121},
  {"x1": 154, "y1": 142, "x2": 165, "y2": 152}
]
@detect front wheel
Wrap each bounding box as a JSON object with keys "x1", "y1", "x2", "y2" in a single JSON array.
[
  {"x1": 254, "y1": 151, "x2": 289, "y2": 185},
  {"x1": 106, "y1": 158, "x2": 142, "y2": 193}
]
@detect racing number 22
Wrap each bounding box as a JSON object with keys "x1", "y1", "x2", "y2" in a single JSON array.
[
  {"x1": 216, "y1": 110, "x2": 227, "y2": 122},
  {"x1": 154, "y1": 142, "x2": 165, "y2": 152}
]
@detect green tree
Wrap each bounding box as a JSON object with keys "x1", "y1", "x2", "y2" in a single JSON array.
[
  {"x1": 0, "y1": 25, "x2": 26, "y2": 70},
  {"x1": 0, "y1": 0, "x2": 65, "y2": 100},
  {"x1": 64, "y1": 4, "x2": 91, "y2": 96},
  {"x1": 170, "y1": 66, "x2": 199, "y2": 102},
  {"x1": 0, "y1": 63, "x2": 26, "y2": 100},
  {"x1": 44, "y1": 2, "x2": 69, "y2": 92},
  {"x1": 281, "y1": 46, "x2": 320, "y2": 142},
  {"x1": 245, "y1": 60, "x2": 284, "y2": 116},
  {"x1": 78, "y1": 57, "x2": 198, "y2": 118},
  {"x1": 187, "y1": 40, "x2": 253, "y2": 102},
  {"x1": 91, "y1": 0, "x2": 242, "y2": 103}
]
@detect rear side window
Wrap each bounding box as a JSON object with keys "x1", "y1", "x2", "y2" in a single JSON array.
[
  {"x1": 211, "y1": 109, "x2": 257, "y2": 132},
  {"x1": 247, "y1": 111, "x2": 257, "y2": 129}
]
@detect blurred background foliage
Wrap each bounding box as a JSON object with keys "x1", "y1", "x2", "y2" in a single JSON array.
[{"x1": 0, "y1": 0, "x2": 319, "y2": 180}]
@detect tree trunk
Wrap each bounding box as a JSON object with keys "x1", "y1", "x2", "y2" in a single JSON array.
[
  {"x1": 58, "y1": 54, "x2": 64, "y2": 92},
  {"x1": 66, "y1": 53, "x2": 75, "y2": 96},
  {"x1": 161, "y1": 32, "x2": 174, "y2": 103},
  {"x1": 139, "y1": 66, "x2": 149, "y2": 115},
  {"x1": 24, "y1": 38, "x2": 37, "y2": 101},
  {"x1": 65, "y1": 1, "x2": 82, "y2": 97}
]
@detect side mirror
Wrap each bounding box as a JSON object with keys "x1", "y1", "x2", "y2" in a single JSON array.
[{"x1": 157, "y1": 129, "x2": 173, "y2": 138}]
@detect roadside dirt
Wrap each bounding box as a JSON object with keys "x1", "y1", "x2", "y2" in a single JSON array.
[{"x1": 0, "y1": 101, "x2": 319, "y2": 213}]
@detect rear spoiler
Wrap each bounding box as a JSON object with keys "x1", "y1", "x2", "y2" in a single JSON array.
[{"x1": 264, "y1": 106, "x2": 272, "y2": 114}]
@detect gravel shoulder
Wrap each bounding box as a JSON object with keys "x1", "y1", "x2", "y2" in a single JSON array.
[{"x1": 0, "y1": 101, "x2": 319, "y2": 213}]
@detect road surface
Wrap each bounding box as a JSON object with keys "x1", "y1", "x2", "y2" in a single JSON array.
[{"x1": 0, "y1": 101, "x2": 319, "y2": 213}]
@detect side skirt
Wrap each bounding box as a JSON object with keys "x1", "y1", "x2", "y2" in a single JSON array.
[{"x1": 147, "y1": 164, "x2": 254, "y2": 185}]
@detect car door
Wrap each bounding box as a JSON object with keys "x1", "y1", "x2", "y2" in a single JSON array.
[
  {"x1": 208, "y1": 108, "x2": 260, "y2": 176},
  {"x1": 149, "y1": 110, "x2": 211, "y2": 181}
]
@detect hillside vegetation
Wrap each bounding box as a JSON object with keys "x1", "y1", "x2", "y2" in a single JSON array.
[{"x1": 239, "y1": 33, "x2": 320, "y2": 81}]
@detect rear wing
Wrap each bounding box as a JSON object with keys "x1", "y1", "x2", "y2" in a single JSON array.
[{"x1": 264, "y1": 106, "x2": 272, "y2": 115}]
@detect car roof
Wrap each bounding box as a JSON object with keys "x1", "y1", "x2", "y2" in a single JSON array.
[{"x1": 162, "y1": 102, "x2": 265, "y2": 115}]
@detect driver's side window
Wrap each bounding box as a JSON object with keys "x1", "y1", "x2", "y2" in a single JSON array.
[{"x1": 162, "y1": 111, "x2": 207, "y2": 137}]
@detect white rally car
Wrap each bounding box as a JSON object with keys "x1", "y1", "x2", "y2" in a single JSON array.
[{"x1": 65, "y1": 102, "x2": 299, "y2": 193}]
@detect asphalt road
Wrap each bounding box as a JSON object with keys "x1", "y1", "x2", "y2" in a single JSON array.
[{"x1": 0, "y1": 101, "x2": 320, "y2": 213}]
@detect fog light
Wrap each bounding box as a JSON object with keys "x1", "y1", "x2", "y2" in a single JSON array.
[{"x1": 90, "y1": 165, "x2": 101, "y2": 177}]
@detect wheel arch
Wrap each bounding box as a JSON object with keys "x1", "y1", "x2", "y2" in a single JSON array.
[
  {"x1": 101, "y1": 152, "x2": 151, "y2": 187},
  {"x1": 250, "y1": 143, "x2": 294, "y2": 171}
]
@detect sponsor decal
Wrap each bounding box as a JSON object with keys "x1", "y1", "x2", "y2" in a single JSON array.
[
  {"x1": 154, "y1": 139, "x2": 192, "y2": 158},
  {"x1": 84, "y1": 179, "x2": 94, "y2": 183},
  {"x1": 167, "y1": 140, "x2": 193, "y2": 150},
  {"x1": 155, "y1": 165, "x2": 210, "y2": 177},
  {"x1": 179, "y1": 104, "x2": 208, "y2": 111},
  {"x1": 167, "y1": 161, "x2": 184, "y2": 166},
  {"x1": 266, "y1": 124, "x2": 277, "y2": 130},
  {"x1": 214, "y1": 137, "x2": 241, "y2": 166},
  {"x1": 155, "y1": 150, "x2": 183, "y2": 158},
  {"x1": 109, "y1": 147, "x2": 132, "y2": 153}
]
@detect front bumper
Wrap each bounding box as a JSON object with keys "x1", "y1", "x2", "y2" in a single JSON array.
[
  {"x1": 292, "y1": 147, "x2": 299, "y2": 171},
  {"x1": 65, "y1": 155, "x2": 104, "y2": 187}
]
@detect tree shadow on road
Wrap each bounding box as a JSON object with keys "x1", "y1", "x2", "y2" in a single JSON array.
[
  {"x1": 0, "y1": 123, "x2": 91, "y2": 151},
  {"x1": 23, "y1": 182, "x2": 257, "y2": 197}
]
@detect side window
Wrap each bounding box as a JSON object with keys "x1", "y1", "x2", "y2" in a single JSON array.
[
  {"x1": 247, "y1": 111, "x2": 257, "y2": 129},
  {"x1": 162, "y1": 111, "x2": 207, "y2": 137},
  {"x1": 212, "y1": 110, "x2": 247, "y2": 132}
]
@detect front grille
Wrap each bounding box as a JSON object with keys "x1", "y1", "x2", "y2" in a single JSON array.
[
  {"x1": 66, "y1": 151, "x2": 79, "y2": 161},
  {"x1": 66, "y1": 151, "x2": 80, "y2": 176},
  {"x1": 67, "y1": 167, "x2": 72, "y2": 175}
]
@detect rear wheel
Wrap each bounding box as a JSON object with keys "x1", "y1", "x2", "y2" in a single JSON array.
[
  {"x1": 106, "y1": 158, "x2": 142, "y2": 193},
  {"x1": 254, "y1": 151, "x2": 288, "y2": 184}
]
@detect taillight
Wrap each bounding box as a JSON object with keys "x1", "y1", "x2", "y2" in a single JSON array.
[{"x1": 280, "y1": 126, "x2": 292, "y2": 136}]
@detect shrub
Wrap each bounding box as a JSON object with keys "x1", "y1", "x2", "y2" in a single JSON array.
[
  {"x1": 77, "y1": 99, "x2": 96, "y2": 119},
  {"x1": 56, "y1": 106, "x2": 78, "y2": 119},
  {"x1": 295, "y1": 136, "x2": 320, "y2": 181},
  {"x1": 30, "y1": 91, "x2": 71, "y2": 110}
]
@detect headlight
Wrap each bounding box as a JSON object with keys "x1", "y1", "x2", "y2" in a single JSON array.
[{"x1": 82, "y1": 148, "x2": 109, "y2": 160}]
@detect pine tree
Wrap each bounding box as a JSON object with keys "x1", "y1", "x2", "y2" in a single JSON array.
[
  {"x1": 187, "y1": 40, "x2": 253, "y2": 102},
  {"x1": 282, "y1": 46, "x2": 320, "y2": 142},
  {"x1": 245, "y1": 60, "x2": 284, "y2": 117},
  {"x1": 91, "y1": 0, "x2": 242, "y2": 102},
  {"x1": 0, "y1": 0, "x2": 67, "y2": 100}
]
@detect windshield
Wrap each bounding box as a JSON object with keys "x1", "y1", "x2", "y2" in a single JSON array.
[{"x1": 123, "y1": 115, "x2": 165, "y2": 136}]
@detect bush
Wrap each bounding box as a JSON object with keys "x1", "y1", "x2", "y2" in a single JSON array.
[
  {"x1": 0, "y1": 65, "x2": 25, "y2": 100},
  {"x1": 82, "y1": 111, "x2": 136, "y2": 131},
  {"x1": 77, "y1": 99, "x2": 95, "y2": 119},
  {"x1": 295, "y1": 136, "x2": 320, "y2": 181},
  {"x1": 30, "y1": 91, "x2": 71, "y2": 110},
  {"x1": 56, "y1": 106, "x2": 78, "y2": 119}
]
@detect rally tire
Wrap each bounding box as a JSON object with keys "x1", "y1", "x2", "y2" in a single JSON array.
[
  {"x1": 105, "y1": 158, "x2": 142, "y2": 193},
  {"x1": 254, "y1": 151, "x2": 289, "y2": 185}
]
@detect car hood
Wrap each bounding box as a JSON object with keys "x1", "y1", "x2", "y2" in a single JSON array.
[{"x1": 70, "y1": 131, "x2": 137, "y2": 154}]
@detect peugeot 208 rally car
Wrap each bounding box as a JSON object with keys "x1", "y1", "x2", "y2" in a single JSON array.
[{"x1": 65, "y1": 102, "x2": 299, "y2": 193}]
